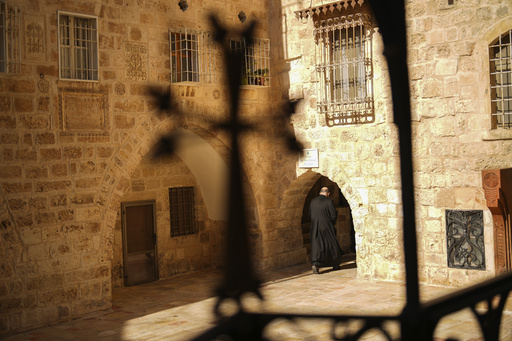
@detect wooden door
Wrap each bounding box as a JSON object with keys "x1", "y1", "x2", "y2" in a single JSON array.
[{"x1": 121, "y1": 200, "x2": 158, "y2": 286}]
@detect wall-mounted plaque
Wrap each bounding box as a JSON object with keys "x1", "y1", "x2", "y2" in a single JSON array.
[
  {"x1": 299, "y1": 149, "x2": 319, "y2": 168},
  {"x1": 59, "y1": 89, "x2": 109, "y2": 132}
]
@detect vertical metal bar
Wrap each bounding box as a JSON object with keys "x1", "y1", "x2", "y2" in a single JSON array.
[
  {"x1": 8, "y1": 3, "x2": 12, "y2": 73},
  {"x1": 324, "y1": 25, "x2": 329, "y2": 110},
  {"x1": 70, "y1": 16, "x2": 74, "y2": 79},
  {"x1": 86, "y1": 19, "x2": 89, "y2": 79},
  {"x1": 180, "y1": 32, "x2": 184, "y2": 81},
  {"x1": 245, "y1": 39, "x2": 250, "y2": 84},
  {"x1": 9, "y1": 3, "x2": 13, "y2": 73},
  {"x1": 334, "y1": 23, "x2": 338, "y2": 104},
  {"x1": 327, "y1": 25, "x2": 332, "y2": 106},
  {"x1": 202, "y1": 32, "x2": 205, "y2": 83},
  {"x1": 0, "y1": 3, "x2": 5, "y2": 73},
  {"x1": 359, "y1": 24, "x2": 364, "y2": 99},
  {"x1": 366, "y1": 1, "x2": 420, "y2": 339},
  {"x1": 15, "y1": 5, "x2": 19, "y2": 73}
]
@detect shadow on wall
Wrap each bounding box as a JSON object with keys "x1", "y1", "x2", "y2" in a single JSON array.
[{"x1": 301, "y1": 176, "x2": 356, "y2": 259}]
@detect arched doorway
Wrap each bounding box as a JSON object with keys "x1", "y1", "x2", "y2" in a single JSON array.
[
  {"x1": 301, "y1": 176, "x2": 356, "y2": 262},
  {"x1": 103, "y1": 121, "x2": 261, "y2": 288}
]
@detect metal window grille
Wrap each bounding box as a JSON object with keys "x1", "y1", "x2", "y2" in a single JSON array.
[
  {"x1": 58, "y1": 12, "x2": 98, "y2": 81},
  {"x1": 230, "y1": 37, "x2": 270, "y2": 86},
  {"x1": 170, "y1": 29, "x2": 216, "y2": 83},
  {"x1": 169, "y1": 186, "x2": 197, "y2": 237},
  {"x1": 489, "y1": 29, "x2": 512, "y2": 129},
  {"x1": 0, "y1": 1, "x2": 21, "y2": 74},
  {"x1": 315, "y1": 13, "x2": 374, "y2": 126},
  {"x1": 446, "y1": 210, "x2": 485, "y2": 270}
]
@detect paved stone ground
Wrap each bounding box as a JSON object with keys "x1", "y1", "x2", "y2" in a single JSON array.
[{"x1": 4, "y1": 257, "x2": 512, "y2": 340}]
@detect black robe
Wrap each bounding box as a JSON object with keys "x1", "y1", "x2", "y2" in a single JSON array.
[{"x1": 309, "y1": 195, "x2": 343, "y2": 267}]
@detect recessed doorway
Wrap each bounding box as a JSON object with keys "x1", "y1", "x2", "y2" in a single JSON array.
[
  {"x1": 301, "y1": 176, "x2": 356, "y2": 261},
  {"x1": 121, "y1": 200, "x2": 159, "y2": 286}
]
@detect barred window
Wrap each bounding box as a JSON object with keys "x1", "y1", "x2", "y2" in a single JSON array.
[
  {"x1": 58, "y1": 12, "x2": 98, "y2": 81},
  {"x1": 0, "y1": 1, "x2": 21, "y2": 74},
  {"x1": 170, "y1": 29, "x2": 216, "y2": 83},
  {"x1": 169, "y1": 187, "x2": 197, "y2": 237},
  {"x1": 231, "y1": 37, "x2": 270, "y2": 86},
  {"x1": 489, "y1": 29, "x2": 512, "y2": 129},
  {"x1": 315, "y1": 13, "x2": 374, "y2": 126}
]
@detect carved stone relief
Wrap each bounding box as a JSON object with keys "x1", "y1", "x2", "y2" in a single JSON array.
[
  {"x1": 58, "y1": 89, "x2": 109, "y2": 133},
  {"x1": 38, "y1": 78, "x2": 50, "y2": 93},
  {"x1": 115, "y1": 83, "x2": 126, "y2": 96},
  {"x1": 24, "y1": 16, "x2": 45, "y2": 61},
  {"x1": 125, "y1": 43, "x2": 148, "y2": 81},
  {"x1": 482, "y1": 168, "x2": 512, "y2": 276}
]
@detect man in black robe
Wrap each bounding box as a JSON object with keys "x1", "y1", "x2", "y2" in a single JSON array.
[{"x1": 310, "y1": 187, "x2": 343, "y2": 274}]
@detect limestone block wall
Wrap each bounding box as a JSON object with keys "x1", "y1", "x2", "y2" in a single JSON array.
[
  {"x1": 111, "y1": 152, "x2": 225, "y2": 288},
  {"x1": 335, "y1": 207, "x2": 353, "y2": 253},
  {"x1": 1, "y1": 0, "x2": 297, "y2": 336},
  {"x1": 281, "y1": 0, "x2": 512, "y2": 287},
  {"x1": 280, "y1": 0, "x2": 404, "y2": 282},
  {"x1": 407, "y1": 0, "x2": 512, "y2": 286}
]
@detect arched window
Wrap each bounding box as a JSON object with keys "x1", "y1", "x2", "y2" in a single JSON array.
[{"x1": 489, "y1": 29, "x2": 512, "y2": 129}]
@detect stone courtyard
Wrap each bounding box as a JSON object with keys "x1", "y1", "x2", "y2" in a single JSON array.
[
  {"x1": 1, "y1": 0, "x2": 512, "y2": 338},
  {"x1": 4, "y1": 257, "x2": 512, "y2": 340}
]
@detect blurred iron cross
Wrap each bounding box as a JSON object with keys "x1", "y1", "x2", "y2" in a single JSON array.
[{"x1": 149, "y1": 15, "x2": 303, "y2": 321}]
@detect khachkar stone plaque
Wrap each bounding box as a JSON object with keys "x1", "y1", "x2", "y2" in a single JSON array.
[
  {"x1": 25, "y1": 16, "x2": 45, "y2": 61},
  {"x1": 59, "y1": 89, "x2": 109, "y2": 132},
  {"x1": 446, "y1": 210, "x2": 485, "y2": 270},
  {"x1": 125, "y1": 42, "x2": 148, "y2": 81},
  {"x1": 482, "y1": 168, "x2": 512, "y2": 275}
]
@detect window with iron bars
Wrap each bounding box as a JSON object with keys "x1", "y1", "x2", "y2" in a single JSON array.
[
  {"x1": 169, "y1": 186, "x2": 197, "y2": 237},
  {"x1": 489, "y1": 29, "x2": 512, "y2": 129},
  {"x1": 0, "y1": 1, "x2": 21, "y2": 74},
  {"x1": 58, "y1": 12, "x2": 98, "y2": 81},
  {"x1": 230, "y1": 37, "x2": 270, "y2": 86},
  {"x1": 170, "y1": 29, "x2": 216, "y2": 83},
  {"x1": 315, "y1": 13, "x2": 374, "y2": 126}
]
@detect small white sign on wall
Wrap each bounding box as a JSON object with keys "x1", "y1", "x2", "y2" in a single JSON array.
[{"x1": 299, "y1": 149, "x2": 319, "y2": 168}]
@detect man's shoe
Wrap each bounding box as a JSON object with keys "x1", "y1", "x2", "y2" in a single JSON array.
[
  {"x1": 312, "y1": 265, "x2": 320, "y2": 274},
  {"x1": 333, "y1": 265, "x2": 341, "y2": 270}
]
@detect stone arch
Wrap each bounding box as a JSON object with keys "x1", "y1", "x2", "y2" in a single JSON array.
[
  {"x1": 273, "y1": 169, "x2": 366, "y2": 271},
  {"x1": 96, "y1": 116, "x2": 259, "y2": 268}
]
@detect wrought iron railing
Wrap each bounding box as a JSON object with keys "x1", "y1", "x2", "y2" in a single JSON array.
[{"x1": 149, "y1": 1, "x2": 512, "y2": 340}]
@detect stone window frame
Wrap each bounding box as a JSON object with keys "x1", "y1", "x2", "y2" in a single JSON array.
[
  {"x1": 169, "y1": 28, "x2": 217, "y2": 84},
  {"x1": 230, "y1": 37, "x2": 271, "y2": 87},
  {"x1": 57, "y1": 11, "x2": 99, "y2": 81},
  {"x1": 314, "y1": 12, "x2": 375, "y2": 126},
  {"x1": 169, "y1": 186, "x2": 197, "y2": 237},
  {"x1": 0, "y1": 1, "x2": 21, "y2": 74},
  {"x1": 489, "y1": 29, "x2": 512, "y2": 130}
]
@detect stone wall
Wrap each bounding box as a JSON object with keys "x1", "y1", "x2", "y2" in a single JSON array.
[
  {"x1": 282, "y1": 0, "x2": 512, "y2": 286},
  {"x1": 2, "y1": 0, "x2": 511, "y2": 337},
  {"x1": 111, "y1": 152, "x2": 223, "y2": 288},
  {"x1": 407, "y1": 0, "x2": 512, "y2": 286},
  {"x1": 0, "y1": 0, "x2": 297, "y2": 336}
]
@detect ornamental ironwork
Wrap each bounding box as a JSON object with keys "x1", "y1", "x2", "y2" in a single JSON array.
[{"x1": 446, "y1": 210, "x2": 485, "y2": 270}]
